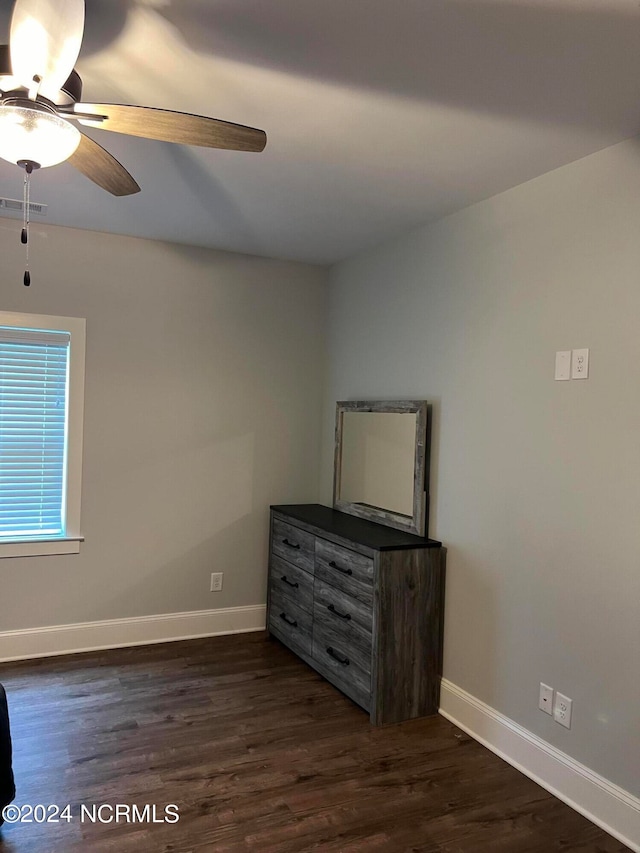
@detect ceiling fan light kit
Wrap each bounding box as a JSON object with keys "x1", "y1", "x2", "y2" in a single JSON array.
[
  {"x1": 0, "y1": 0, "x2": 267, "y2": 285},
  {"x1": 0, "y1": 99, "x2": 81, "y2": 168}
]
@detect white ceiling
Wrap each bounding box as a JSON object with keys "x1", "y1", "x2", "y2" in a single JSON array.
[{"x1": 1, "y1": 0, "x2": 639, "y2": 265}]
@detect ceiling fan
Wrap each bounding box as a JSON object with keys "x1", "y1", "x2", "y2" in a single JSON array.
[{"x1": 0, "y1": 0, "x2": 267, "y2": 284}]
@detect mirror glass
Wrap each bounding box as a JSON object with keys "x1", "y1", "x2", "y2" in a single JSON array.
[
  {"x1": 333, "y1": 400, "x2": 428, "y2": 536},
  {"x1": 339, "y1": 412, "x2": 416, "y2": 516}
]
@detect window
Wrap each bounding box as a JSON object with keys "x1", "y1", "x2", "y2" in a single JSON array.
[{"x1": 0, "y1": 311, "x2": 85, "y2": 558}]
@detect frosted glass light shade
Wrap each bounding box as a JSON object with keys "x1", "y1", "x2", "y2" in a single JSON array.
[{"x1": 0, "y1": 105, "x2": 80, "y2": 167}]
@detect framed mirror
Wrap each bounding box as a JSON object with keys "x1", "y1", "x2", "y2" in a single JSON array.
[{"x1": 333, "y1": 400, "x2": 428, "y2": 536}]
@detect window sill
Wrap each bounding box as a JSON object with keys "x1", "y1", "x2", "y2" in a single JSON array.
[{"x1": 0, "y1": 537, "x2": 84, "y2": 559}]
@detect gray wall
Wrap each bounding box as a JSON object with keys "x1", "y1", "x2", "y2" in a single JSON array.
[
  {"x1": 322, "y1": 137, "x2": 640, "y2": 796},
  {"x1": 0, "y1": 220, "x2": 327, "y2": 629}
]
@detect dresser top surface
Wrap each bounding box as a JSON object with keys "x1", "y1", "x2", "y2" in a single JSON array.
[{"x1": 271, "y1": 504, "x2": 442, "y2": 551}]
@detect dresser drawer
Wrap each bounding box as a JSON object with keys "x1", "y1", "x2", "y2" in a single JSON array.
[
  {"x1": 272, "y1": 517, "x2": 315, "y2": 574},
  {"x1": 269, "y1": 585, "x2": 313, "y2": 657},
  {"x1": 315, "y1": 539, "x2": 373, "y2": 606},
  {"x1": 313, "y1": 578, "x2": 373, "y2": 643},
  {"x1": 312, "y1": 622, "x2": 371, "y2": 711},
  {"x1": 269, "y1": 554, "x2": 314, "y2": 614}
]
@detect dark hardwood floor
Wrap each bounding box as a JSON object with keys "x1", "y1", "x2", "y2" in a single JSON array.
[{"x1": 0, "y1": 633, "x2": 630, "y2": 853}]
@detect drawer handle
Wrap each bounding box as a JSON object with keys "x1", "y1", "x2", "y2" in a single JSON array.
[
  {"x1": 326, "y1": 646, "x2": 350, "y2": 666},
  {"x1": 329, "y1": 560, "x2": 352, "y2": 576},
  {"x1": 279, "y1": 612, "x2": 298, "y2": 627},
  {"x1": 281, "y1": 575, "x2": 299, "y2": 589},
  {"x1": 327, "y1": 603, "x2": 351, "y2": 621},
  {"x1": 282, "y1": 538, "x2": 300, "y2": 550}
]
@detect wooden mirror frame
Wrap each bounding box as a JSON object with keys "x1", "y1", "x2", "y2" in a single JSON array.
[{"x1": 333, "y1": 400, "x2": 428, "y2": 537}]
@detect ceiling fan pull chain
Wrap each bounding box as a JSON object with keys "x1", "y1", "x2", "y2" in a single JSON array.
[
  {"x1": 21, "y1": 169, "x2": 28, "y2": 244},
  {"x1": 22, "y1": 165, "x2": 31, "y2": 286}
]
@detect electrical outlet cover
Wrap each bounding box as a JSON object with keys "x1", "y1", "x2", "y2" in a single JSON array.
[
  {"x1": 553, "y1": 692, "x2": 573, "y2": 729},
  {"x1": 210, "y1": 572, "x2": 223, "y2": 592},
  {"x1": 571, "y1": 349, "x2": 589, "y2": 379}
]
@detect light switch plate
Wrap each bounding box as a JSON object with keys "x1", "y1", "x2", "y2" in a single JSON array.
[
  {"x1": 572, "y1": 349, "x2": 589, "y2": 379},
  {"x1": 555, "y1": 351, "x2": 571, "y2": 381},
  {"x1": 539, "y1": 682, "x2": 554, "y2": 715}
]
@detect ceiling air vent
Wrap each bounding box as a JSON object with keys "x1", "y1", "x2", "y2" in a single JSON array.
[{"x1": 0, "y1": 198, "x2": 48, "y2": 216}]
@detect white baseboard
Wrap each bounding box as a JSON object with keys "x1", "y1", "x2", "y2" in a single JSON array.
[
  {"x1": 0, "y1": 605, "x2": 267, "y2": 663},
  {"x1": 439, "y1": 678, "x2": 640, "y2": 852}
]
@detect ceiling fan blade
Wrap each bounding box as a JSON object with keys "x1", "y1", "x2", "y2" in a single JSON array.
[
  {"x1": 73, "y1": 103, "x2": 267, "y2": 153},
  {"x1": 68, "y1": 132, "x2": 140, "y2": 197},
  {"x1": 0, "y1": 44, "x2": 16, "y2": 92},
  {"x1": 10, "y1": 0, "x2": 84, "y2": 101}
]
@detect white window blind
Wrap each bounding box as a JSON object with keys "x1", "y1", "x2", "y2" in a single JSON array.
[{"x1": 0, "y1": 326, "x2": 71, "y2": 540}]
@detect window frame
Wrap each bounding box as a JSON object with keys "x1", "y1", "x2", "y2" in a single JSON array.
[{"x1": 0, "y1": 310, "x2": 86, "y2": 559}]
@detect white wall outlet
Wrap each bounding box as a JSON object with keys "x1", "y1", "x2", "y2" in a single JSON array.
[
  {"x1": 553, "y1": 692, "x2": 573, "y2": 729},
  {"x1": 571, "y1": 348, "x2": 589, "y2": 379},
  {"x1": 539, "y1": 682, "x2": 554, "y2": 715},
  {"x1": 554, "y1": 351, "x2": 571, "y2": 381},
  {"x1": 210, "y1": 572, "x2": 223, "y2": 592}
]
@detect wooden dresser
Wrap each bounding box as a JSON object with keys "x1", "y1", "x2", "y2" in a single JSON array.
[{"x1": 267, "y1": 504, "x2": 444, "y2": 725}]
